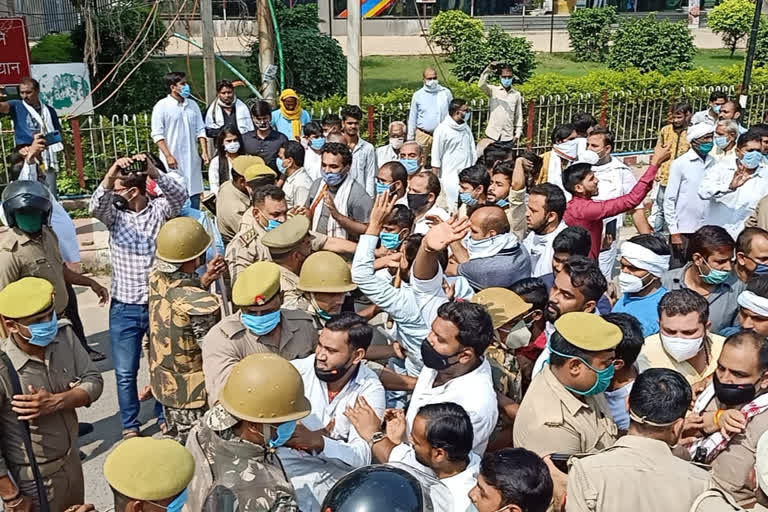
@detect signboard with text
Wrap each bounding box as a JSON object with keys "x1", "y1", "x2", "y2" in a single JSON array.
[
  {"x1": 0, "y1": 18, "x2": 31, "y2": 85},
  {"x1": 31, "y1": 63, "x2": 94, "y2": 117}
]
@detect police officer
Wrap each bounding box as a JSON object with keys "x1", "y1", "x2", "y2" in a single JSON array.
[
  {"x1": 148, "y1": 217, "x2": 224, "y2": 444},
  {"x1": 201, "y1": 261, "x2": 317, "y2": 406},
  {"x1": 0, "y1": 277, "x2": 103, "y2": 511},
  {"x1": 103, "y1": 437, "x2": 195, "y2": 512},
  {"x1": 186, "y1": 353, "x2": 310, "y2": 511},
  {"x1": 217, "y1": 156, "x2": 276, "y2": 244},
  {"x1": 297, "y1": 251, "x2": 358, "y2": 331},
  {"x1": 0, "y1": 180, "x2": 109, "y2": 320}
]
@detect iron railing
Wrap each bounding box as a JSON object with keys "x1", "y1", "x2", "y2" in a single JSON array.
[{"x1": 3, "y1": 85, "x2": 768, "y2": 192}]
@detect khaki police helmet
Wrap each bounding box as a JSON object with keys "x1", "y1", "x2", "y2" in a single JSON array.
[
  {"x1": 219, "y1": 353, "x2": 311, "y2": 423},
  {"x1": 155, "y1": 217, "x2": 212, "y2": 263},
  {"x1": 298, "y1": 251, "x2": 357, "y2": 294}
]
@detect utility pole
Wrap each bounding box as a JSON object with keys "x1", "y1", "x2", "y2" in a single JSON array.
[
  {"x1": 258, "y1": 0, "x2": 277, "y2": 102},
  {"x1": 740, "y1": 0, "x2": 763, "y2": 108},
  {"x1": 347, "y1": 0, "x2": 361, "y2": 105},
  {"x1": 201, "y1": 0, "x2": 217, "y2": 106}
]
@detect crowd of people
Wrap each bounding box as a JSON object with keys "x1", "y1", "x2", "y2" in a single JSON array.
[{"x1": 5, "y1": 67, "x2": 768, "y2": 512}]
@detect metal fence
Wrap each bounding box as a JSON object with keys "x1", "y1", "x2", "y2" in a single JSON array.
[{"x1": 3, "y1": 85, "x2": 768, "y2": 192}]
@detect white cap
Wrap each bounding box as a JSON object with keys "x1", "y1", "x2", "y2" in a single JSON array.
[{"x1": 686, "y1": 123, "x2": 714, "y2": 143}]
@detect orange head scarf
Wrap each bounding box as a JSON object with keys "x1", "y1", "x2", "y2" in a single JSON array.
[{"x1": 279, "y1": 89, "x2": 302, "y2": 140}]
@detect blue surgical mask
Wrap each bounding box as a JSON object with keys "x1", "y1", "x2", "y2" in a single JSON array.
[
  {"x1": 265, "y1": 219, "x2": 282, "y2": 231},
  {"x1": 697, "y1": 142, "x2": 714, "y2": 155},
  {"x1": 742, "y1": 150, "x2": 763, "y2": 170},
  {"x1": 713, "y1": 104, "x2": 722, "y2": 114},
  {"x1": 379, "y1": 231, "x2": 401, "y2": 250},
  {"x1": 322, "y1": 171, "x2": 346, "y2": 187},
  {"x1": 714, "y1": 135, "x2": 730, "y2": 149},
  {"x1": 500, "y1": 77, "x2": 514, "y2": 88},
  {"x1": 755, "y1": 262, "x2": 768, "y2": 275},
  {"x1": 496, "y1": 198, "x2": 510, "y2": 208},
  {"x1": 459, "y1": 192, "x2": 478, "y2": 206},
  {"x1": 180, "y1": 84, "x2": 191, "y2": 98},
  {"x1": 375, "y1": 181, "x2": 391, "y2": 196},
  {"x1": 241, "y1": 310, "x2": 281, "y2": 335},
  {"x1": 276, "y1": 157, "x2": 286, "y2": 174},
  {"x1": 698, "y1": 261, "x2": 731, "y2": 285},
  {"x1": 268, "y1": 420, "x2": 297, "y2": 448},
  {"x1": 22, "y1": 311, "x2": 59, "y2": 347},
  {"x1": 400, "y1": 158, "x2": 420, "y2": 175},
  {"x1": 463, "y1": 111, "x2": 472, "y2": 122},
  {"x1": 153, "y1": 488, "x2": 188, "y2": 512},
  {"x1": 549, "y1": 345, "x2": 615, "y2": 396},
  {"x1": 310, "y1": 137, "x2": 326, "y2": 150}
]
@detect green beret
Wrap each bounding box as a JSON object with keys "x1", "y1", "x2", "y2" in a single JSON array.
[
  {"x1": 0, "y1": 277, "x2": 54, "y2": 319},
  {"x1": 262, "y1": 215, "x2": 311, "y2": 255},
  {"x1": 104, "y1": 438, "x2": 194, "y2": 501},
  {"x1": 473, "y1": 287, "x2": 532, "y2": 330},
  {"x1": 554, "y1": 312, "x2": 622, "y2": 351},
  {"x1": 232, "y1": 261, "x2": 281, "y2": 306}
]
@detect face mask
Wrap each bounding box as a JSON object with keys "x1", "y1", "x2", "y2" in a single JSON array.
[
  {"x1": 697, "y1": 142, "x2": 714, "y2": 155},
  {"x1": 400, "y1": 158, "x2": 420, "y2": 175},
  {"x1": 742, "y1": 150, "x2": 763, "y2": 170},
  {"x1": 755, "y1": 262, "x2": 768, "y2": 275},
  {"x1": 315, "y1": 359, "x2": 353, "y2": 382},
  {"x1": 424, "y1": 79, "x2": 439, "y2": 91},
  {"x1": 698, "y1": 261, "x2": 731, "y2": 285},
  {"x1": 579, "y1": 149, "x2": 601, "y2": 166},
  {"x1": 660, "y1": 332, "x2": 704, "y2": 363},
  {"x1": 15, "y1": 210, "x2": 44, "y2": 233},
  {"x1": 420, "y1": 340, "x2": 461, "y2": 371},
  {"x1": 713, "y1": 104, "x2": 722, "y2": 114},
  {"x1": 462, "y1": 111, "x2": 471, "y2": 122},
  {"x1": 714, "y1": 135, "x2": 730, "y2": 149},
  {"x1": 459, "y1": 191, "x2": 478, "y2": 206},
  {"x1": 379, "y1": 231, "x2": 401, "y2": 250},
  {"x1": 549, "y1": 345, "x2": 615, "y2": 396},
  {"x1": 180, "y1": 84, "x2": 191, "y2": 98},
  {"x1": 152, "y1": 488, "x2": 188, "y2": 512},
  {"x1": 255, "y1": 120, "x2": 271, "y2": 130},
  {"x1": 224, "y1": 141, "x2": 240, "y2": 154},
  {"x1": 19, "y1": 311, "x2": 59, "y2": 347},
  {"x1": 503, "y1": 320, "x2": 532, "y2": 351},
  {"x1": 407, "y1": 192, "x2": 430, "y2": 212},
  {"x1": 113, "y1": 193, "x2": 130, "y2": 211},
  {"x1": 500, "y1": 77, "x2": 514, "y2": 88},
  {"x1": 241, "y1": 310, "x2": 280, "y2": 336},
  {"x1": 265, "y1": 219, "x2": 282, "y2": 231},
  {"x1": 375, "y1": 181, "x2": 391, "y2": 196},
  {"x1": 618, "y1": 271, "x2": 654, "y2": 294},
  {"x1": 322, "y1": 171, "x2": 346, "y2": 187},
  {"x1": 268, "y1": 420, "x2": 298, "y2": 448},
  {"x1": 311, "y1": 137, "x2": 326, "y2": 150},
  {"x1": 554, "y1": 139, "x2": 580, "y2": 160},
  {"x1": 276, "y1": 157, "x2": 286, "y2": 174},
  {"x1": 714, "y1": 372, "x2": 758, "y2": 406},
  {"x1": 496, "y1": 198, "x2": 509, "y2": 208},
  {"x1": 390, "y1": 137, "x2": 405, "y2": 150}
]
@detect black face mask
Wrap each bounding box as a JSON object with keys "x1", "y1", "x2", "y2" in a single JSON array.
[
  {"x1": 407, "y1": 193, "x2": 430, "y2": 212},
  {"x1": 713, "y1": 372, "x2": 758, "y2": 406},
  {"x1": 420, "y1": 340, "x2": 461, "y2": 371},
  {"x1": 314, "y1": 360, "x2": 353, "y2": 383},
  {"x1": 112, "y1": 194, "x2": 130, "y2": 211}
]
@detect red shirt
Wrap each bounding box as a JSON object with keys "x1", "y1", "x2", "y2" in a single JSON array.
[{"x1": 563, "y1": 165, "x2": 658, "y2": 259}]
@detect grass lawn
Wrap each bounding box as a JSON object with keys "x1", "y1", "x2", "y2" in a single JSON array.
[{"x1": 156, "y1": 48, "x2": 746, "y2": 99}]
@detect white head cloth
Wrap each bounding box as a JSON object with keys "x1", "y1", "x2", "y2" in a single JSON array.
[
  {"x1": 687, "y1": 123, "x2": 713, "y2": 143},
  {"x1": 619, "y1": 241, "x2": 670, "y2": 277},
  {"x1": 738, "y1": 290, "x2": 768, "y2": 317}
]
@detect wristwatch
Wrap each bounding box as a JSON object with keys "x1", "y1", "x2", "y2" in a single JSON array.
[{"x1": 370, "y1": 431, "x2": 387, "y2": 446}]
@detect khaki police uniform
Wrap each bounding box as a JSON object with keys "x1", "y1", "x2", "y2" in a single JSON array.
[
  {"x1": 566, "y1": 436, "x2": 715, "y2": 512},
  {"x1": 216, "y1": 181, "x2": 250, "y2": 243},
  {"x1": 688, "y1": 489, "x2": 745, "y2": 512},
  {"x1": 0, "y1": 226, "x2": 68, "y2": 315},
  {"x1": 0, "y1": 277, "x2": 103, "y2": 512},
  {"x1": 201, "y1": 262, "x2": 317, "y2": 406}
]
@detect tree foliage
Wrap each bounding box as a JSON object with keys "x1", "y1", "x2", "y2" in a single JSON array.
[
  {"x1": 708, "y1": 0, "x2": 755, "y2": 56},
  {"x1": 427, "y1": 10, "x2": 485, "y2": 55},
  {"x1": 567, "y1": 7, "x2": 617, "y2": 62},
  {"x1": 30, "y1": 33, "x2": 78, "y2": 64},
  {"x1": 608, "y1": 15, "x2": 695, "y2": 73},
  {"x1": 71, "y1": 0, "x2": 169, "y2": 115},
  {"x1": 450, "y1": 26, "x2": 536, "y2": 83}
]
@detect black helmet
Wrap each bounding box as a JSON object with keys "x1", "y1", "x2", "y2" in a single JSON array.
[
  {"x1": 2, "y1": 180, "x2": 52, "y2": 229},
  {"x1": 321, "y1": 465, "x2": 433, "y2": 512}
]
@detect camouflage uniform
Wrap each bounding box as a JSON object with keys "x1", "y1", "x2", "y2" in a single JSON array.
[
  {"x1": 185, "y1": 404, "x2": 299, "y2": 512},
  {"x1": 486, "y1": 333, "x2": 523, "y2": 437},
  {"x1": 148, "y1": 269, "x2": 221, "y2": 444}
]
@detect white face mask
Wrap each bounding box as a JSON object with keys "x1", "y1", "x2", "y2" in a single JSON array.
[
  {"x1": 424, "y1": 79, "x2": 439, "y2": 90},
  {"x1": 618, "y1": 271, "x2": 653, "y2": 294},
  {"x1": 224, "y1": 141, "x2": 240, "y2": 154},
  {"x1": 503, "y1": 320, "x2": 532, "y2": 351},
  {"x1": 579, "y1": 149, "x2": 601, "y2": 165},
  {"x1": 553, "y1": 139, "x2": 580, "y2": 160},
  {"x1": 389, "y1": 137, "x2": 405, "y2": 150},
  {"x1": 660, "y1": 332, "x2": 704, "y2": 363}
]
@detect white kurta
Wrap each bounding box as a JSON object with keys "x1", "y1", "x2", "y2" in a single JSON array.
[
  {"x1": 523, "y1": 221, "x2": 567, "y2": 277},
  {"x1": 431, "y1": 117, "x2": 476, "y2": 208},
  {"x1": 151, "y1": 95, "x2": 206, "y2": 196},
  {"x1": 204, "y1": 97, "x2": 254, "y2": 135}
]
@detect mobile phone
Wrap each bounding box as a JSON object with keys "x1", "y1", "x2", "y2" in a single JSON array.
[
  {"x1": 44, "y1": 130, "x2": 62, "y2": 146},
  {"x1": 121, "y1": 157, "x2": 149, "y2": 175},
  {"x1": 605, "y1": 219, "x2": 618, "y2": 241},
  {"x1": 550, "y1": 453, "x2": 572, "y2": 473},
  {"x1": 3, "y1": 85, "x2": 20, "y2": 100}
]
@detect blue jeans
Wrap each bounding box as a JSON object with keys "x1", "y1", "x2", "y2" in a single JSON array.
[
  {"x1": 189, "y1": 193, "x2": 201, "y2": 210},
  {"x1": 109, "y1": 300, "x2": 164, "y2": 431}
]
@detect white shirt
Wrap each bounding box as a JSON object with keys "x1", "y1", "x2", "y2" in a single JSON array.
[
  {"x1": 407, "y1": 358, "x2": 498, "y2": 455},
  {"x1": 431, "y1": 117, "x2": 477, "y2": 207},
  {"x1": 698, "y1": 155, "x2": 768, "y2": 239},
  {"x1": 407, "y1": 86, "x2": 454, "y2": 139},
  {"x1": 290, "y1": 354, "x2": 386, "y2": 467},
  {"x1": 283, "y1": 166, "x2": 314, "y2": 209},
  {"x1": 204, "y1": 97, "x2": 254, "y2": 135},
  {"x1": 151, "y1": 95, "x2": 206, "y2": 196},
  {"x1": 523, "y1": 221, "x2": 567, "y2": 277},
  {"x1": 414, "y1": 204, "x2": 450, "y2": 235},
  {"x1": 663, "y1": 148, "x2": 716, "y2": 235},
  {"x1": 376, "y1": 144, "x2": 399, "y2": 166},
  {"x1": 305, "y1": 148, "x2": 323, "y2": 182},
  {"x1": 349, "y1": 138, "x2": 378, "y2": 196},
  {"x1": 206, "y1": 154, "x2": 234, "y2": 195}
]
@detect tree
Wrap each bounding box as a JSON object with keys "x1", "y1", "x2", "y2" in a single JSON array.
[
  {"x1": 608, "y1": 15, "x2": 695, "y2": 73},
  {"x1": 567, "y1": 7, "x2": 617, "y2": 62},
  {"x1": 451, "y1": 26, "x2": 536, "y2": 83},
  {"x1": 708, "y1": 0, "x2": 756, "y2": 57},
  {"x1": 428, "y1": 10, "x2": 485, "y2": 55}
]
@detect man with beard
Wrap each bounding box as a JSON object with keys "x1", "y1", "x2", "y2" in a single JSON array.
[
  {"x1": 280, "y1": 312, "x2": 385, "y2": 512},
  {"x1": 523, "y1": 183, "x2": 567, "y2": 277},
  {"x1": 203, "y1": 79, "x2": 254, "y2": 138}
]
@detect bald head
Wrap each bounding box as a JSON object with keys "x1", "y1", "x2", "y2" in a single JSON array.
[
  {"x1": 423, "y1": 67, "x2": 438, "y2": 81},
  {"x1": 470, "y1": 205, "x2": 510, "y2": 238},
  {"x1": 326, "y1": 132, "x2": 348, "y2": 145}
]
